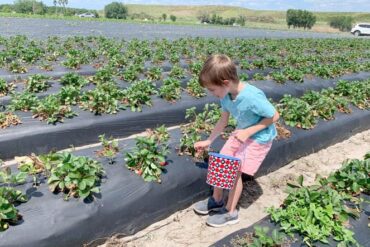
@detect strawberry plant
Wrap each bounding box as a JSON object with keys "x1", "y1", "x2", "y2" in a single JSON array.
[
  {"x1": 188, "y1": 60, "x2": 203, "y2": 76},
  {"x1": 39, "y1": 62, "x2": 53, "y2": 71},
  {"x1": 270, "y1": 71, "x2": 287, "y2": 84},
  {"x1": 25, "y1": 74, "x2": 51, "y2": 93},
  {"x1": 301, "y1": 91, "x2": 337, "y2": 120},
  {"x1": 58, "y1": 85, "x2": 81, "y2": 105},
  {"x1": 0, "y1": 167, "x2": 28, "y2": 231},
  {"x1": 0, "y1": 112, "x2": 21, "y2": 129},
  {"x1": 264, "y1": 55, "x2": 282, "y2": 69},
  {"x1": 169, "y1": 53, "x2": 180, "y2": 64},
  {"x1": 95, "y1": 134, "x2": 119, "y2": 164},
  {"x1": 323, "y1": 156, "x2": 369, "y2": 196},
  {"x1": 125, "y1": 126, "x2": 170, "y2": 183},
  {"x1": 252, "y1": 73, "x2": 265, "y2": 81},
  {"x1": 283, "y1": 67, "x2": 304, "y2": 83},
  {"x1": 152, "y1": 50, "x2": 166, "y2": 64},
  {"x1": 8, "y1": 60, "x2": 28, "y2": 73},
  {"x1": 80, "y1": 82, "x2": 125, "y2": 114},
  {"x1": 267, "y1": 175, "x2": 360, "y2": 246},
  {"x1": 146, "y1": 125, "x2": 170, "y2": 143},
  {"x1": 169, "y1": 65, "x2": 186, "y2": 79},
  {"x1": 321, "y1": 88, "x2": 351, "y2": 113},
  {"x1": 178, "y1": 104, "x2": 232, "y2": 159},
  {"x1": 179, "y1": 127, "x2": 203, "y2": 158},
  {"x1": 31, "y1": 95, "x2": 77, "y2": 124},
  {"x1": 62, "y1": 49, "x2": 88, "y2": 69},
  {"x1": 60, "y1": 72, "x2": 88, "y2": 87},
  {"x1": 0, "y1": 196, "x2": 20, "y2": 231},
  {"x1": 145, "y1": 66, "x2": 163, "y2": 81},
  {"x1": 240, "y1": 60, "x2": 252, "y2": 70},
  {"x1": 17, "y1": 154, "x2": 46, "y2": 186},
  {"x1": 0, "y1": 167, "x2": 27, "y2": 186},
  {"x1": 121, "y1": 64, "x2": 142, "y2": 82},
  {"x1": 239, "y1": 73, "x2": 249, "y2": 81},
  {"x1": 8, "y1": 92, "x2": 40, "y2": 111},
  {"x1": 186, "y1": 77, "x2": 206, "y2": 98},
  {"x1": 335, "y1": 80, "x2": 370, "y2": 109},
  {"x1": 277, "y1": 95, "x2": 316, "y2": 129},
  {"x1": 42, "y1": 152, "x2": 104, "y2": 200},
  {"x1": 252, "y1": 59, "x2": 265, "y2": 69},
  {"x1": 159, "y1": 77, "x2": 181, "y2": 102},
  {"x1": 0, "y1": 79, "x2": 15, "y2": 96},
  {"x1": 231, "y1": 226, "x2": 290, "y2": 247},
  {"x1": 90, "y1": 66, "x2": 115, "y2": 85},
  {"x1": 122, "y1": 79, "x2": 157, "y2": 112},
  {"x1": 312, "y1": 65, "x2": 334, "y2": 79}
]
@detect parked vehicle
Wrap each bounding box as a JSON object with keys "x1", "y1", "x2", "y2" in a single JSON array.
[
  {"x1": 351, "y1": 23, "x2": 370, "y2": 36},
  {"x1": 77, "y1": 13, "x2": 96, "y2": 18}
]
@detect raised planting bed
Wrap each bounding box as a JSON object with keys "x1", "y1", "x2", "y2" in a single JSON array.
[
  {"x1": 1, "y1": 36, "x2": 370, "y2": 85},
  {"x1": 213, "y1": 155, "x2": 370, "y2": 247},
  {"x1": 0, "y1": 106, "x2": 369, "y2": 247},
  {"x1": 0, "y1": 76, "x2": 368, "y2": 160}
]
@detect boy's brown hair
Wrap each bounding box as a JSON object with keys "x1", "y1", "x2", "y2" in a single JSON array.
[{"x1": 199, "y1": 54, "x2": 239, "y2": 87}]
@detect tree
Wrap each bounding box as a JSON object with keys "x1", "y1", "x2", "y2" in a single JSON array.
[
  {"x1": 104, "y1": 2, "x2": 128, "y2": 19},
  {"x1": 57, "y1": 0, "x2": 68, "y2": 13},
  {"x1": 286, "y1": 9, "x2": 316, "y2": 30},
  {"x1": 197, "y1": 12, "x2": 210, "y2": 23},
  {"x1": 237, "y1": 15, "x2": 246, "y2": 26},
  {"x1": 162, "y1": 13, "x2": 167, "y2": 21},
  {"x1": 13, "y1": 0, "x2": 46, "y2": 15},
  {"x1": 329, "y1": 16, "x2": 354, "y2": 31},
  {"x1": 0, "y1": 4, "x2": 13, "y2": 13},
  {"x1": 170, "y1": 15, "x2": 176, "y2": 22}
]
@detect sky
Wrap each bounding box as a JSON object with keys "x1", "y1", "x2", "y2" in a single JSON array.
[{"x1": 0, "y1": 0, "x2": 369, "y2": 12}]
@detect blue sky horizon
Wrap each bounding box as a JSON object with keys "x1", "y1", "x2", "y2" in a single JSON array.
[{"x1": 0, "y1": 0, "x2": 369, "y2": 12}]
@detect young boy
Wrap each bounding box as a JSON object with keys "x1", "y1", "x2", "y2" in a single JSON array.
[{"x1": 193, "y1": 54, "x2": 279, "y2": 227}]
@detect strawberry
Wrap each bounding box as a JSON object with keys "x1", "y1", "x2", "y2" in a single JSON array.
[{"x1": 159, "y1": 161, "x2": 167, "y2": 166}]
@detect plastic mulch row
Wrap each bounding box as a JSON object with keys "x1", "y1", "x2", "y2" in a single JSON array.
[{"x1": 0, "y1": 106, "x2": 369, "y2": 247}]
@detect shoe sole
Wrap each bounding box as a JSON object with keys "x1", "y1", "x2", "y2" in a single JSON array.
[
  {"x1": 206, "y1": 218, "x2": 240, "y2": 227},
  {"x1": 193, "y1": 207, "x2": 223, "y2": 215}
]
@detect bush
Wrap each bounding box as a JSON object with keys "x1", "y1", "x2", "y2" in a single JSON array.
[
  {"x1": 236, "y1": 15, "x2": 246, "y2": 26},
  {"x1": 13, "y1": 0, "x2": 46, "y2": 15},
  {"x1": 162, "y1": 13, "x2": 167, "y2": 21},
  {"x1": 170, "y1": 14, "x2": 176, "y2": 22},
  {"x1": 0, "y1": 4, "x2": 13, "y2": 13},
  {"x1": 104, "y1": 2, "x2": 128, "y2": 19},
  {"x1": 287, "y1": 9, "x2": 316, "y2": 30},
  {"x1": 130, "y1": 12, "x2": 154, "y2": 21},
  {"x1": 197, "y1": 13, "x2": 237, "y2": 26},
  {"x1": 329, "y1": 16, "x2": 354, "y2": 32}
]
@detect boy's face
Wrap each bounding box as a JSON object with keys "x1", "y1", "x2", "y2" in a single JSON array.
[{"x1": 205, "y1": 84, "x2": 229, "y2": 99}]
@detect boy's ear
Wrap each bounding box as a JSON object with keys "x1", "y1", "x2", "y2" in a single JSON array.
[{"x1": 222, "y1": 80, "x2": 230, "y2": 86}]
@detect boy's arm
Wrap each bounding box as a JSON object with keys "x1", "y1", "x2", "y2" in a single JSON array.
[
  {"x1": 235, "y1": 111, "x2": 280, "y2": 143},
  {"x1": 207, "y1": 111, "x2": 230, "y2": 143}
]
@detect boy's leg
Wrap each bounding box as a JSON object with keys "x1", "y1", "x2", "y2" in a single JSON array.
[
  {"x1": 225, "y1": 172, "x2": 243, "y2": 213},
  {"x1": 205, "y1": 173, "x2": 241, "y2": 227},
  {"x1": 213, "y1": 187, "x2": 223, "y2": 202},
  {"x1": 193, "y1": 187, "x2": 224, "y2": 215}
]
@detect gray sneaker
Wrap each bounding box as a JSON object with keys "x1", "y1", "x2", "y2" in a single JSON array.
[
  {"x1": 206, "y1": 207, "x2": 239, "y2": 227},
  {"x1": 193, "y1": 197, "x2": 224, "y2": 215}
]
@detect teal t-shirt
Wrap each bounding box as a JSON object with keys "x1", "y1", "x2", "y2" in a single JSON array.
[{"x1": 220, "y1": 83, "x2": 277, "y2": 144}]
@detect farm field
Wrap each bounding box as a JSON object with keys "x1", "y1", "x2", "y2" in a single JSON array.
[
  {"x1": 0, "y1": 16, "x2": 356, "y2": 40},
  {"x1": 0, "y1": 32, "x2": 369, "y2": 246}
]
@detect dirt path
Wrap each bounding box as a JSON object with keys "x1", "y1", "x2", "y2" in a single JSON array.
[{"x1": 100, "y1": 129, "x2": 370, "y2": 247}]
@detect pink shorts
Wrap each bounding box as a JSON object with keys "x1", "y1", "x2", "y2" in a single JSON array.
[{"x1": 219, "y1": 134, "x2": 272, "y2": 176}]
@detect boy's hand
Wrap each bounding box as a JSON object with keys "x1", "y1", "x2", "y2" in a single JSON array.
[
  {"x1": 233, "y1": 129, "x2": 250, "y2": 143},
  {"x1": 194, "y1": 140, "x2": 212, "y2": 152}
]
